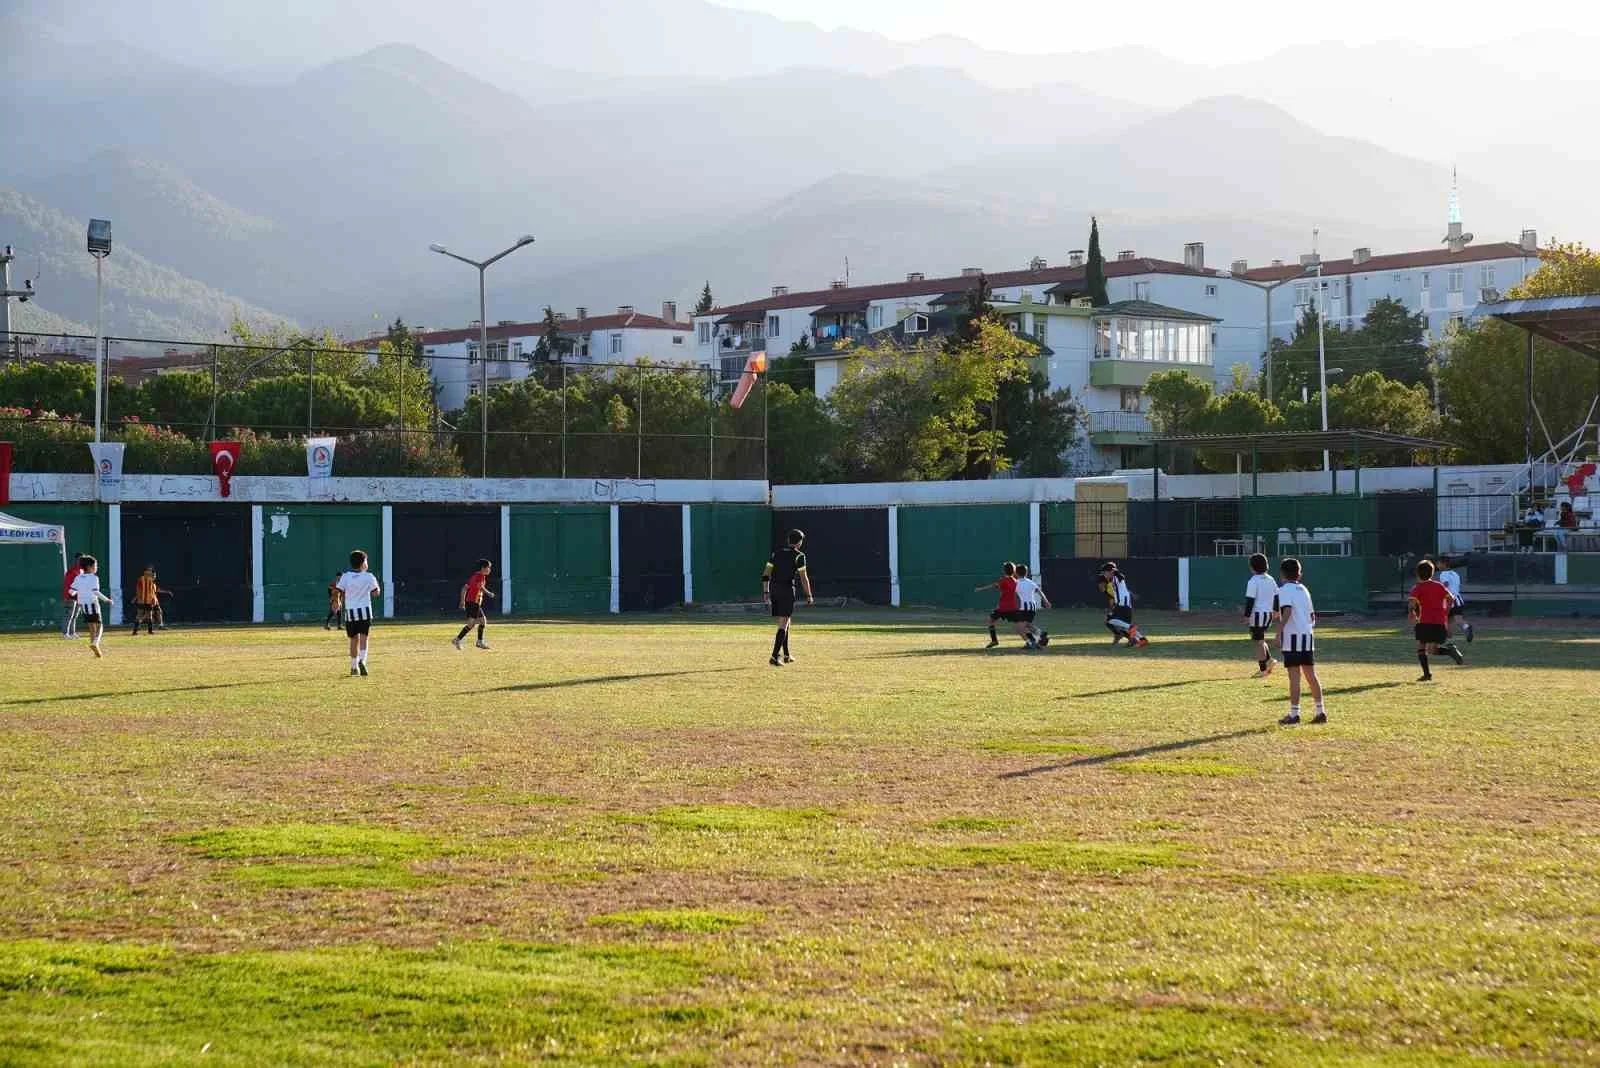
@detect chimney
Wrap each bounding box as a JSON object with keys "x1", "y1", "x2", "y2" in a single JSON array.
[
  {"x1": 1299, "y1": 253, "x2": 1320, "y2": 267},
  {"x1": 497, "y1": 320, "x2": 515, "y2": 326},
  {"x1": 1521, "y1": 228, "x2": 1538, "y2": 252},
  {"x1": 1230, "y1": 259, "x2": 1249, "y2": 275},
  {"x1": 906, "y1": 271, "x2": 925, "y2": 283},
  {"x1": 961, "y1": 267, "x2": 983, "y2": 277},
  {"x1": 771, "y1": 285, "x2": 788, "y2": 297},
  {"x1": 468, "y1": 319, "x2": 482, "y2": 328},
  {"x1": 553, "y1": 311, "x2": 568, "y2": 322},
  {"x1": 662, "y1": 300, "x2": 677, "y2": 323},
  {"x1": 1117, "y1": 250, "x2": 1136, "y2": 261},
  {"x1": 1183, "y1": 242, "x2": 1204, "y2": 269},
  {"x1": 1067, "y1": 249, "x2": 1085, "y2": 268},
  {"x1": 617, "y1": 304, "x2": 635, "y2": 317},
  {"x1": 576, "y1": 306, "x2": 588, "y2": 321},
  {"x1": 1029, "y1": 256, "x2": 1048, "y2": 271},
  {"x1": 1352, "y1": 248, "x2": 1371, "y2": 265},
  {"x1": 1270, "y1": 259, "x2": 1284, "y2": 268}
]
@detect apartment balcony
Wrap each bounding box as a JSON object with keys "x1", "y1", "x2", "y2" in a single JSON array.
[
  {"x1": 809, "y1": 325, "x2": 869, "y2": 355},
  {"x1": 1087, "y1": 410, "x2": 1154, "y2": 446},
  {"x1": 718, "y1": 333, "x2": 766, "y2": 355}
]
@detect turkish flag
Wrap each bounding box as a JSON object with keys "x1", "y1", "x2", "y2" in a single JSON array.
[
  {"x1": 729, "y1": 350, "x2": 767, "y2": 411},
  {"x1": 0, "y1": 441, "x2": 11, "y2": 504},
  {"x1": 210, "y1": 440, "x2": 242, "y2": 497}
]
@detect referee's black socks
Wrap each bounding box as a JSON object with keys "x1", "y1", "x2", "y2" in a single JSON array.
[
  {"x1": 1417, "y1": 651, "x2": 1430, "y2": 677},
  {"x1": 772, "y1": 628, "x2": 784, "y2": 659},
  {"x1": 988, "y1": 623, "x2": 997, "y2": 642}
]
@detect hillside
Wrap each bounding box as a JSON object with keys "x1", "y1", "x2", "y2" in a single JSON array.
[{"x1": 0, "y1": 188, "x2": 293, "y2": 340}]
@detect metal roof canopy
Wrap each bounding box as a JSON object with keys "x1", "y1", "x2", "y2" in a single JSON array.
[
  {"x1": 1485, "y1": 295, "x2": 1600, "y2": 361},
  {"x1": 1151, "y1": 429, "x2": 1450, "y2": 454}
]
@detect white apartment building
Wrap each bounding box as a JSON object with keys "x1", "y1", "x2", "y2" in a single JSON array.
[
  {"x1": 1243, "y1": 228, "x2": 1543, "y2": 344},
  {"x1": 411, "y1": 304, "x2": 693, "y2": 412}
]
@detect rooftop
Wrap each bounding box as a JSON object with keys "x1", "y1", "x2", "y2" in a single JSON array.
[
  {"x1": 1240, "y1": 241, "x2": 1536, "y2": 283},
  {"x1": 398, "y1": 313, "x2": 692, "y2": 347},
  {"x1": 706, "y1": 257, "x2": 1215, "y2": 318}
]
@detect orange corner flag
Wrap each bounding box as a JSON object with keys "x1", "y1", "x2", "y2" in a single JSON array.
[{"x1": 730, "y1": 350, "x2": 767, "y2": 410}]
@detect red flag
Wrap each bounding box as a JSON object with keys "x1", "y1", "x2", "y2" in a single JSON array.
[
  {"x1": 0, "y1": 441, "x2": 11, "y2": 505},
  {"x1": 729, "y1": 350, "x2": 767, "y2": 411},
  {"x1": 210, "y1": 441, "x2": 241, "y2": 497}
]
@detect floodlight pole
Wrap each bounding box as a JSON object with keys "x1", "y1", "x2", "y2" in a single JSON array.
[
  {"x1": 1312, "y1": 235, "x2": 1330, "y2": 473},
  {"x1": 92, "y1": 252, "x2": 106, "y2": 442},
  {"x1": 430, "y1": 236, "x2": 535, "y2": 478}
]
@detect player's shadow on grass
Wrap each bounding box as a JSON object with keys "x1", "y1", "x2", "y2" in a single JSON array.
[
  {"x1": 1, "y1": 681, "x2": 258, "y2": 706},
  {"x1": 1258, "y1": 681, "x2": 1405, "y2": 702},
  {"x1": 1000, "y1": 725, "x2": 1276, "y2": 780},
  {"x1": 1069, "y1": 676, "x2": 1240, "y2": 698},
  {"x1": 473, "y1": 667, "x2": 750, "y2": 694}
]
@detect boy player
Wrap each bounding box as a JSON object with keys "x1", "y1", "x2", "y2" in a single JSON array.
[
  {"x1": 1243, "y1": 553, "x2": 1278, "y2": 677},
  {"x1": 762, "y1": 529, "x2": 813, "y2": 667}
]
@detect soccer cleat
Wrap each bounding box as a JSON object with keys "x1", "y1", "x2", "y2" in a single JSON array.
[
  {"x1": 986, "y1": 639, "x2": 1000, "y2": 649},
  {"x1": 350, "y1": 667, "x2": 360, "y2": 676},
  {"x1": 1137, "y1": 637, "x2": 1150, "y2": 648},
  {"x1": 1252, "y1": 668, "x2": 1268, "y2": 679},
  {"x1": 1310, "y1": 711, "x2": 1328, "y2": 724},
  {"x1": 769, "y1": 656, "x2": 783, "y2": 667},
  {"x1": 358, "y1": 662, "x2": 369, "y2": 677},
  {"x1": 1037, "y1": 633, "x2": 1050, "y2": 649},
  {"x1": 1417, "y1": 674, "x2": 1433, "y2": 683},
  {"x1": 1278, "y1": 712, "x2": 1301, "y2": 725},
  {"x1": 452, "y1": 637, "x2": 463, "y2": 650},
  {"x1": 1446, "y1": 644, "x2": 1464, "y2": 666},
  {"x1": 1265, "y1": 659, "x2": 1277, "y2": 676},
  {"x1": 476, "y1": 641, "x2": 491, "y2": 650},
  {"x1": 782, "y1": 655, "x2": 794, "y2": 664},
  {"x1": 1465, "y1": 622, "x2": 1474, "y2": 643},
  {"x1": 90, "y1": 643, "x2": 103, "y2": 658}
]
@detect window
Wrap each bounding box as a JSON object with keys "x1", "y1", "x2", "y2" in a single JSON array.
[
  {"x1": 1120, "y1": 387, "x2": 1142, "y2": 412},
  {"x1": 1034, "y1": 315, "x2": 1048, "y2": 344},
  {"x1": 1479, "y1": 265, "x2": 1496, "y2": 288},
  {"x1": 904, "y1": 314, "x2": 929, "y2": 334},
  {"x1": 697, "y1": 322, "x2": 711, "y2": 344},
  {"x1": 466, "y1": 342, "x2": 478, "y2": 365},
  {"x1": 1294, "y1": 283, "x2": 1312, "y2": 308},
  {"x1": 1132, "y1": 281, "x2": 1150, "y2": 301},
  {"x1": 767, "y1": 315, "x2": 780, "y2": 337},
  {"x1": 1448, "y1": 268, "x2": 1464, "y2": 293},
  {"x1": 1367, "y1": 298, "x2": 1379, "y2": 312},
  {"x1": 672, "y1": 335, "x2": 684, "y2": 346},
  {"x1": 869, "y1": 305, "x2": 883, "y2": 330},
  {"x1": 510, "y1": 341, "x2": 523, "y2": 360},
  {"x1": 1421, "y1": 272, "x2": 1430, "y2": 288},
  {"x1": 610, "y1": 333, "x2": 623, "y2": 356},
  {"x1": 1392, "y1": 273, "x2": 1403, "y2": 282},
  {"x1": 1205, "y1": 284, "x2": 1217, "y2": 297},
  {"x1": 467, "y1": 382, "x2": 480, "y2": 396},
  {"x1": 1329, "y1": 286, "x2": 1343, "y2": 315}
]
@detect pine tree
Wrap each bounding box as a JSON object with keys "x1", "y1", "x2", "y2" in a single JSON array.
[
  {"x1": 1086, "y1": 217, "x2": 1109, "y2": 307},
  {"x1": 694, "y1": 282, "x2": 715, "y2": 316}
]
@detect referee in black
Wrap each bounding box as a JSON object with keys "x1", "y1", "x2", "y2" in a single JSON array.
[{"x1": 761, "y1": 528, "x2": 814, "y2": 667}]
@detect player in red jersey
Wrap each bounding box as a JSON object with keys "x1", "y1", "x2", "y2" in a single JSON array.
[
  {"x1": 453, "y1": 558, "x2": 496, "y2": 651},
  {"x1": 1408, "y1": 559, "x2": 1463, "y2": 682},
  {"x1": 976, "y1": 561, "x2": 1026, "y2": 649}
]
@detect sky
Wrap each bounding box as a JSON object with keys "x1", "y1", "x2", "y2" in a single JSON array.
[{"x1": 714, "y1": 0, "x2": 1589, "y2": 62}]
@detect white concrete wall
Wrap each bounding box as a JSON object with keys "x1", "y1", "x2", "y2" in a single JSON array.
[
  {"x1": 7, "y1": 473, "x2": 768, "y2": 505},
  {"x1": 773, "y1": 477, "x2": 1078, "y2": 508}
]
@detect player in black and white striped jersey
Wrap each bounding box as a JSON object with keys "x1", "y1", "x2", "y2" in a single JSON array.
[
  {"x1": 335, "y1": 549, "x2": 382, "y2": 677},
  {"x1": 1242, "y1": 553, "x2": 1278, "y2": 678},
  {"x1": 1274, "y1": 557, "x2": 1325, "y2": 725}
]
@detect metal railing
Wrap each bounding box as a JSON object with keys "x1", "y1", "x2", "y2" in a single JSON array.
[{"x1": 1086, "y1": 411, "x2": 1154, "y2": 436}]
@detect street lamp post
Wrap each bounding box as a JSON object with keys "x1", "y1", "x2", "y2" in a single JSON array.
[
  {"x1": 1313, "y1": 254, "x2": 1332, "y2": 472},
  {"x1": 1230, "y1": 267, "x2": 1313, "y2": 402},
  {"x1": 87, "y1": 220, "x2": 112, "y2": 442},
  {"x1": 429, "y1": 236, "x2": 535, "y2": 478}
]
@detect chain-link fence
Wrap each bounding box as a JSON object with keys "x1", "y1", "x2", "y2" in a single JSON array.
[{"x1": 0, "y1": 331, "x2": 768, "y2": 479}]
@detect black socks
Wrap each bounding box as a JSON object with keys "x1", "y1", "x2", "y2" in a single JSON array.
[
  {"x1": 1258, "y1": 658, "x2": 1269, "y2": 671},
  {"x1": 456, "y1": 624, "x2": 472, "y2": 641},
  {"x1": 1417, "y1": 651, "x2": 1430, "y2": 677},
  {"x1": 477, "y1": 624, "x2": 486, "y2": 642},
  {"x1": 772, "y1": 628, "x2": 785, "y2": 659},
  {"x1": 988, "y1": 624, "x2": 998, "y2": 641},
  {"x1": 781, "y1": 629, "x2": 790, "y2": 657}
]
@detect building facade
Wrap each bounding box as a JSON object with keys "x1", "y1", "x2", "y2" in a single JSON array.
[{"x1": 413, "y1": 305, "x2": 692, "y2": 412}]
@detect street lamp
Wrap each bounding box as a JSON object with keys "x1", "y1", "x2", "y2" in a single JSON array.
[
  {"x1": 87, "y1": 219, "x2": 112, "y2": 442},
  {"x1": 1229, "y1": 263, "x2": 1315, "y2": 401},
  {"x1": 429, "y1": 235, "x2": 535, "y2": 478}
]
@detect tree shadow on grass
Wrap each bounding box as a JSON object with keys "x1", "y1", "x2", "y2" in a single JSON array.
[
  {"x1": 470, "y1": 667, "x2": 752, "y2": 695},
  {"x1": 1000, "y1": 726, "x2": 1277, "y2": 780},
  {"x1": 1255, "y1": 681, "x2": 1407, "y2": 702},
  {"x1": 1, "y1": 682, "x2": 260, "y2": 706},
  {"x1": 1068, "y1": 676, "x2": 1243, "y2": 699}
]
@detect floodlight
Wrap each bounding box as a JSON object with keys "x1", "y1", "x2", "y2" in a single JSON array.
[{"x1": 87, "y1": 219, "x2": 112, "y2": 257}]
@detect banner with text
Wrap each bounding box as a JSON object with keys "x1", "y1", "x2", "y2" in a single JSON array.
[
  {"x1": 88, "y1": 442, "x2": 125, "y2": 502},
  {"x1": 306, "y1": 437, "x2": 337, "y2": 480}
]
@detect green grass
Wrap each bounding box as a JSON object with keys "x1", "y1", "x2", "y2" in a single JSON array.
[{"x1": 2, "y1": 608, "x2": 1599, "y2": 1064}]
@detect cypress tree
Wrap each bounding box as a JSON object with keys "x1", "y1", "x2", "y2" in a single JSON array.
[{"x1": 1087, "y1": 217, "x2": 1109, "y2": 307}]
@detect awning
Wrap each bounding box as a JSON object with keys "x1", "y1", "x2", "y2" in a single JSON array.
[
  {"x1": 811, "y1": 300, "x2": 869, "y2": 316},
  {"x1": 0, "y1": 511, "x2": 69, "y2": 573},
  {"x1": 716, "y1": 310, "x2": 766, "y2": 325},
  {"x1": 1485, "y1": 295, "x2": 1600, "y2": 361}
]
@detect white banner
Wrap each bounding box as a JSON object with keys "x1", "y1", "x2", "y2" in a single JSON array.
[
  {"x1": 306, "y1": 437, "x2": 337, "y2": 479},
  {"x1": 88, "y1": 443, "x2": 126, "y2": 502}
]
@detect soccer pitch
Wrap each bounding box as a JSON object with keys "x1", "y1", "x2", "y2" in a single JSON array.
[{"x1": 1, "y1": 611, "x2": 1597, "y2": 1065}]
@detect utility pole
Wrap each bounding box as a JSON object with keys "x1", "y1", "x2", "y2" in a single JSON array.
[{"x1": 1, "y1": 245, "x2": 38, "y2": 359}]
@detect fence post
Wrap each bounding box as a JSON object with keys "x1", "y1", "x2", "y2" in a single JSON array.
[
  {"x1": 888, "y1": 505, "x2": 900, "y2": 608},
  {"x1": 608, "y1": 504, "x2": 620, "y2": 614},
  {"x1": 560, "y1": 361, "x2": 568, "y2": 479},
  {"x1": 636, "y1": 371, "x2": 644, "y2": 479},
  {"x1": 251, "y1": 505, "x2": 265, "y2": 623},
  {"x1": 307, "y1": 344, "x2": 315, "y2": 434},
  {"x1": 682, "y1": 504, "x2": 693, "y2": 605},
  {"x1": 381, "y1": 505, "x2": 394, "y2": 619},
  {"x1": 500, "y1": 504, "x2": 512, "y2": 614},
  {"x1": 107, "y1": 503, "x2": 123, "y2": 626},
  {"x1": 708, "y1": 367, "x2": 715, "y2": 481},
  {"x1": 1028, "y1": 501, "x2": 1041, "y2": 580}
]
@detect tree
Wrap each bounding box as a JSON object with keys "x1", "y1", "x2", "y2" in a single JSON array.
[
  {"x1": 1086, "y1": 216, "x2": 1109, "y2": 307},
  {"x1": 829, "y1": 322, "x2": 1027, "y2": 482},
  {"x1": 996, "y1": 371, "x2": 1084, "y2": 477},
  {"x1": 1508, "y1": 239, "x2": 1600, "y2": 298},
  {"x1": 765, "y1": 382, "x2": 839, "y2": 484},
  {"x1": 769, "y1": 335, "x2": 815, "y2": 395},
  {"x1": 1355, "y1": 298, "x2": 1430, "y2": 387},
  {"x1": 694, "y1": 282, "x2": 715, "y2": 316},
  {"x1": 1144, "y1": 369, "x2": 1214, "y2": 433}
]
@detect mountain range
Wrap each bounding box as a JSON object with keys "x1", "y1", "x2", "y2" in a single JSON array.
[{"x1": 1, "y1": 1, "x2": 1588, "y2": 341}]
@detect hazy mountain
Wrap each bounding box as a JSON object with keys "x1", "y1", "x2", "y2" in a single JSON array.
[{"x1": 0, "y1": 188, "x2": 292, "y2": 339}]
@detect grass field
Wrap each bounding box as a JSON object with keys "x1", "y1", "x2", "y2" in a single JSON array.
[{"x1": 1, "y1": 608, "x2": 1598, "y2": 1066}]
